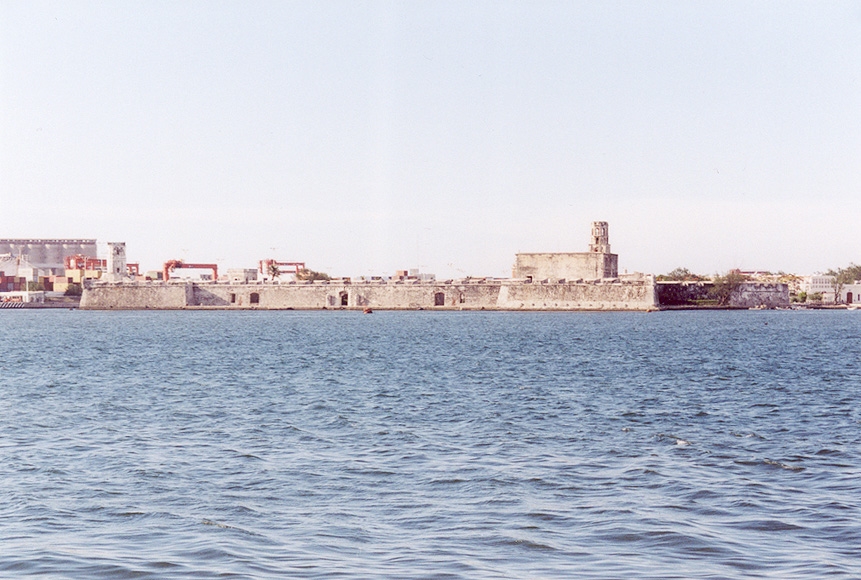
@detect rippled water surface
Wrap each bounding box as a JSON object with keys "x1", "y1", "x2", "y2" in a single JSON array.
[{"x1": 1, "y1": 310, "x2": 860, "y2": 578}]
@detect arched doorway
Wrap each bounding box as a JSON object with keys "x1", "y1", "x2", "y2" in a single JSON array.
[
  {"x1": 250, "y1": 292, "x2": 260, "y2": 304},
  {"x1": 340, "y1": 291, "x2": 349, "y2": 307},
  {"x1": 434, "y1": 292, "x2": 445, "y2": 306},
  {"x1": 847, "y1": 292, "x2": 853, "y2": 304}
]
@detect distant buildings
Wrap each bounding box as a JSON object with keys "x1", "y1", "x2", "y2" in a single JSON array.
[
  {"x1": 0, "y1": 239, "x2": 136, "y2": 297},
  {"x1": 0, "y1": 239, "x2": 97, "y2": 275},
  {"x1": 796, "y1": 275, "x2": 861, "y2": 304},
  {"x1": 801, "y1": 275, "x2": 837, "y2": 302},
  {"x1": 842, "y1": 283, "x2": 861, "y2": 305}
]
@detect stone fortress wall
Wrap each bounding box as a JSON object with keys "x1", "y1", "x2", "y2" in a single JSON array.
[
  {"x1": 655, "y1": 281, "x2": 790, "y2": 309},
  {"x1": 81, "y1": 276, "x2": 657, "y2": 311},
  {"x1": 512, "y1": 252, "x2": 618, "y2": 282}
]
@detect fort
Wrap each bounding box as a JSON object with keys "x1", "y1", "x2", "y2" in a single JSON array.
[
  {"x1": 81, "y1": 275, "x2": 657, "y2": 311},
  {"x1": 78, "y1": 222, "x2": 789, "y2": 311}
]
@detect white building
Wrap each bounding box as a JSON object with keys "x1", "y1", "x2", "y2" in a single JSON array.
[
  {"x1": 801, "y1": 275, "x2": 861, "y2": 304},
  {"x1": 801, "y1": 275, "x2": 837, "y2": 302},
  {"x1": 840, "y1": 283, "x2": 861, "y2": 305},
  {"x1": 0, "y1": 290, "x2": 45, "y2": 304},
  {"x1": 227, "y1": 269, "x2": 258, "y2": 283},
  {"x1": 0, "y1": 254, "x2": 42, "y2": 283}
]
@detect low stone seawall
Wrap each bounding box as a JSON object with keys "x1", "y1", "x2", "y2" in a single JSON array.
[
  {"x1": 81, "y1": 278, "x2": 658, "y2": 311},
  {"x1": 731, "y1": 282, "x2": 790, "y2": 308},
  {"x1": 81, "y1": 284, "x2": 192, "y2": 309},
  {"x1": 656, "y1": 281, "x2": 790, "y2": 308}
]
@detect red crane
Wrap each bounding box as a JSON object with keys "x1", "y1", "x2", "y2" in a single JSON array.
[
  {"x1": 163, "y1": 260, "x2": 218, "y2": 282},
  {"x1": 258, "y1": 259, "x2": 306, "y2": 277}
]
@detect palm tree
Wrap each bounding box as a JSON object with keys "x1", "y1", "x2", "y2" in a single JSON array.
[{"x1": 267, "y1": 263, "x2": 281, "y2": 281}]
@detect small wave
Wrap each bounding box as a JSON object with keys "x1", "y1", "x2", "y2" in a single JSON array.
[
  {"x1": 429, "y1": 478, "x2": 468, "y2": 485},
  {"x1": 731, "y1": 431, "x2": 765, "y2": 439},
  {"x1": 499, "y1": 537, "x2": 557, "y2": 552},
  {"x1": 199, "y1": 518, "x2": 266, "y2": 539},
  {"x1": 763, "y1": 458, "x2": 805, "y2": 472},
  {"x1": 656, "y1": 433, "x2": 692, "y2": 446},
  {"x1": 814, "y1": 448, "x2": 841, "y2": 456},
  {"x1": 735, "y1": 518, "x2": 805, "y2": 532}
]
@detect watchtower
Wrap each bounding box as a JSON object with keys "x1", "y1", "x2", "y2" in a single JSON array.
[
  {"x1": 106, "y1": 242, "x2": 127, "y2": 280},
  {"x1": 589, "y1": 221, "x2": 611, "y2": 253}
]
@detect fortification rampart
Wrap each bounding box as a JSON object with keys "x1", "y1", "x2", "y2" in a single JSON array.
[
  {"x1": 656, "y1": 281, "x2": 790, "y2": 308},
  {"x1": 81, "y1": 278, "x2": 658, "y2": 311},
  {"x1": 730, "y1": 282, "x2": 790, "y2": 308},
  {"x1": 512, "y1": 252, "x2": 618, "y2": 281},
  {"x1": 81, "y1": 283, "x2": 192, "y2": 309}
]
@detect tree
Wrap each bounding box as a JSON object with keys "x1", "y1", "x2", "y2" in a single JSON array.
[
  {"x1": 64, "y1": 283, "x2": 83, "y2": 296},
  {"x1": 825, "y1": 263, "x2": 860, "y2": 304},
  {"x1": 267, "y1": 263, "x2": 281, "y2": 281},
  {"x1": 708, "y1": 269, "x2": 749, "y2": 306},
  {"x1": 295, "y1": 269, "x2": 331, "y2": 281},
  {"x1": 656, "y1": 267, "x2": 706, "y2": 282},
  {"x1": 826, "y1": 263, "x2": 861, "y2": 281}
]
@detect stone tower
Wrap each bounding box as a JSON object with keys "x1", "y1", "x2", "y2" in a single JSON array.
[
  {"x1": 589, "y1": 221, "x2": 611, "y2": 253},
  {"x1": 105, "y1": 242, "x2": 127, "y2": 280}
]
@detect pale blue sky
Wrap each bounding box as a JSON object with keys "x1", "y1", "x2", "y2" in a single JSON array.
[{"x1": 2, "y1": 1, "x2": 859, "y2": 278}]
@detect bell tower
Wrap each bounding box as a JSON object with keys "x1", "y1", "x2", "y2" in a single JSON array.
[
  {"x1": 106, "y1": 242, "x2": 127, "y2": 280},
  {"x1": 589, "y1": 221, "x2": 611, "y2": 253}
]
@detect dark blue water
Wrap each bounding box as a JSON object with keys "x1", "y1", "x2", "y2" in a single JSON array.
[{"x1": 1, "y1": 310, "x2": 859, "y2": 578}]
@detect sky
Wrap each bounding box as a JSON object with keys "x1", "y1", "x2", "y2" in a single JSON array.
[{"x1": 1, "y1": 1, "x2": 859, "y2": 279}]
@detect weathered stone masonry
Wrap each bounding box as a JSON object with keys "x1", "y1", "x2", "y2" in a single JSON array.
[{"x1": 81, "y1": 278, "x2": 658, "y2": 311}]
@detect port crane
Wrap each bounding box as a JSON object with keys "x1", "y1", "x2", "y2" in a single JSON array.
[
  {"x1": 258, "y1": 259, "x2": 306, "y2": 278},
  {"x1": 163, "y1": 260, "x2": 218, "y2": 282}
]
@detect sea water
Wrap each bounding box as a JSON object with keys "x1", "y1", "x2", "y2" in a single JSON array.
[{"x1": 1, "y1": 310, "x2": 859, "y2": 579}]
